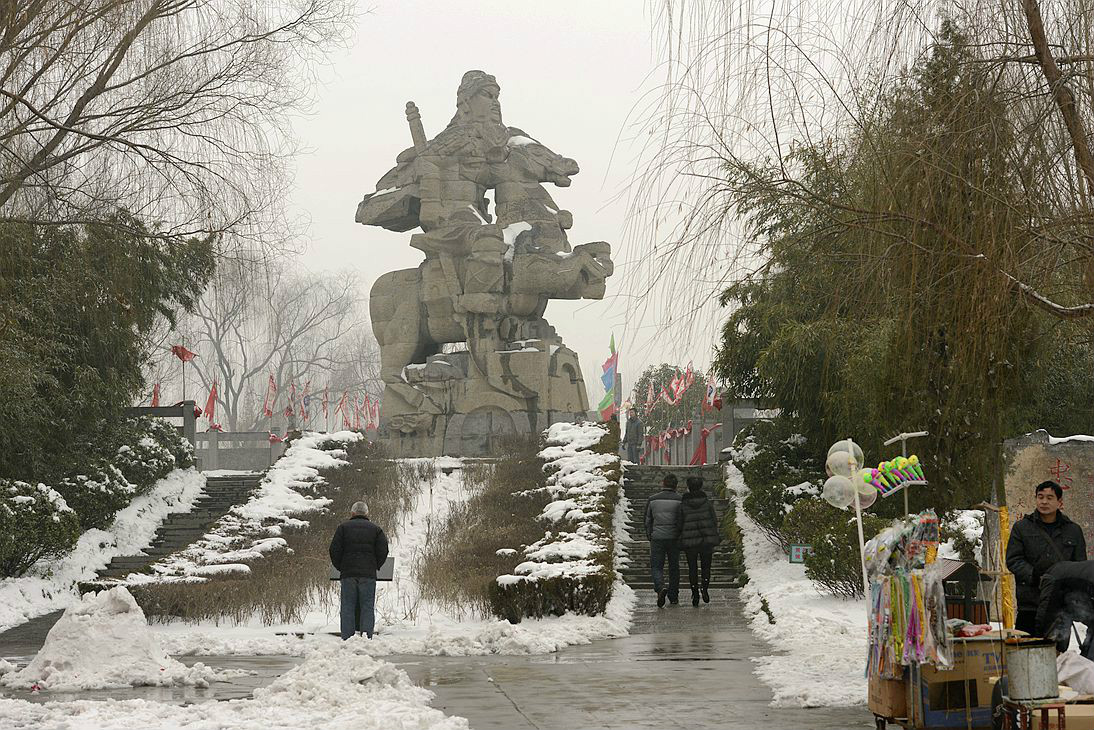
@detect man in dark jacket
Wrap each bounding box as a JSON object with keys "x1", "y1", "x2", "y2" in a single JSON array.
[
  {"x1": 329, "y1": 500, "x2": 389, "y2": 639},
  {"x1": 679, "y1": 476, "x2": 722, "y2": 606},
  {"x1": 624, "y1": 409, "x2": 645, "y2": 463},
  {"x1": 1006, "y1": 480, "x2": 1087, "y2": 636},
  {"x1": 645, "y1": 473, "x2": 683, "y2": 607}
]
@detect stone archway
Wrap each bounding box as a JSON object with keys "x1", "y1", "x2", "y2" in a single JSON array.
[{"x1": 448, "y1": 406, "x2": 517, "y2": 457}]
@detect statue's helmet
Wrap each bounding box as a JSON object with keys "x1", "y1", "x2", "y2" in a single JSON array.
[{"x1": 451, "y1": 70, "x2": 502, "y2": 126}]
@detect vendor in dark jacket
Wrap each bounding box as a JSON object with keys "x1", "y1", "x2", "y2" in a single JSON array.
[
  {"x1": 679, "y1": 476, "x2": 722, "y2": 606},
  {"x1": 1006, "y1": 480, "x2": 1087, "y2": 636},
  {"x1": 329, "y1": 500, "x2": 389, "y2": 640},
  {"x1": 645, "y1": 473, "x2": 683, "y2": 607}
]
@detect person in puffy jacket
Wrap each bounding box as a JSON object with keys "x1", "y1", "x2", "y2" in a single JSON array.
[
  {"x1": 679, "y1": 476, "x2": 722, "y2": 606},
  {"x1": 329, "y1": 500, "x2": 389, "y2": 639},
  {"x1": 645, "y1": 473, "x2": 683, "y2": 607},
  {"x1": 1006, "y1": 480, "x2": 1087, "y2": 635}
]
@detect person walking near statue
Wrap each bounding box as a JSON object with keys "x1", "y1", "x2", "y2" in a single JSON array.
[
  {"x1": 329, "y1": 501, "x2": 389, "y2": 639},
  {"x1": 645, "y1": 473, "x2": 683, "y2": 607},
  {"x1": 1006, "y1": 480, "x2": 1087, "y2": 636},
  {"x1": 679, "y1": 476, "x2": 721, "y2": 606},
  {"x1": 624, "y1": 408, "x2": 644, "y2": 464}
]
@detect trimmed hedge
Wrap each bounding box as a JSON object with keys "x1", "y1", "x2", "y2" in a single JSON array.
[
  {"x1": 55, "y1": 416, "x2": 192, "y2": 530},
  {"x1": 0, "y1": 480, "x2": 81, "y2": 577},
  {"x1": 0, "y1": 416, "x2": 194, "y2": 577},
  {"x1": 782, "y1": 497, "x2": 887, "y2": 598},
  {"x1": 733, "y1": 419, "x2": 823, "y2": 549},
  {"x1": 488, "y1": 419, "x2": 622, "y2": 622}
]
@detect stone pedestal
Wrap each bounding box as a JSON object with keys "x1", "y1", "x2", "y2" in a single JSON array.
[{"x1": 377, "y1": 339, "x2": 590, "y2": 457}]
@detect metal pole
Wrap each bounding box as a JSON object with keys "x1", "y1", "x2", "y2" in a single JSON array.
[{"x1": 849, "y1": 439, "x2": 870, "y2": 595}]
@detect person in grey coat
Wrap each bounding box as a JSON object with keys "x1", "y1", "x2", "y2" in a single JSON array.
[
  {"x1": 645, "y1": 472, "x2": 683, "y2": 607},
  {"x1": 624, "y1": 408, "x2": 645, "y2": 463},
  {"x1": 679, "y1": 476, "x2": 722, "y2": 606}
]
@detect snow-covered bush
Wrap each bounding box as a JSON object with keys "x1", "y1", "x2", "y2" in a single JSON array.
[
  {"x1": 55, "y1": 416, "x2": 190, "y2": 530},
  {"x1": 0, "y1": 480, "x2": 81, "y2": 577},
  {"x1": 783, "y1": 497, "x2": 887, "y2": 598},
  {"x1": 489, "y1": 420, "x2": 621, "y2": 623},
  {"x1": 731, "y1": 419, "x2": 823, "y2": 549}
]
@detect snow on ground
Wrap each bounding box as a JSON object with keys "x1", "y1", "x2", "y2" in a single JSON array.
[
  {"x1": 0, "y1": 638, "x2": 466, "y2": 730},
  {"x1": 2, "y1": 587, "x2": 223, "y2": 691},
  {"x1": 151, "y1": 445, "x2": 635, "y2": 658},
  {"x1": 0, "y1": 468, "x2": 205, "y2": 633},
  {"x1": 121, "y1": 431, "x2": 362, "y2": 583},
  {"x1": 727, "y1": 462, "x2": 868, "y2": 708}
]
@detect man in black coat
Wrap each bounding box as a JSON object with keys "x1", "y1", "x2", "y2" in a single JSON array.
[
  {"x1": 624, "y1": 409, "x2": 645, "y2": 464},
  {"x1": 1006, "y1": 480, "x2": 1087, "y2": 636},
  {"x1": 329, "y1": 500, "x2": 389, "y2": 639}
]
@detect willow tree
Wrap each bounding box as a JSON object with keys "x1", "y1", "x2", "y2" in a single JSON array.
[{"x1": 629, "y1": 3, "x2": 1094, "y2": 508}]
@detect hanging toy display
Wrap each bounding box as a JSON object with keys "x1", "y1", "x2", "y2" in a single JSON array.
[
  {"x1": 868, "y1": 455, "x2": 928, "y2": 497},
  {"x1": 864, "y1": 510, "x2": 952, "y2": 678}
]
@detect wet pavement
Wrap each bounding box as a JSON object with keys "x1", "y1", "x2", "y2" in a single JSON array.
[
  {"x1": 389, "y1": 590, "x2": 874, "y2": 730},
  {"x1": 0, "y1": 590, "x2": 874, "y2": 729}
]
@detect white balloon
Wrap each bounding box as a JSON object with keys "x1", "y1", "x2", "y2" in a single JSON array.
[
  {"x1": 827, "y1": 439, "x2": 865, "y2": 469},
  {"x1": 826, "y1": 451, "x2": 856, "y2": 478},
  {"x1": 855, "y1": 486, "x2": 878, "y2": 510},
  {"x1": 822, "y1": 475, "x2": 856, "y2": 510}
]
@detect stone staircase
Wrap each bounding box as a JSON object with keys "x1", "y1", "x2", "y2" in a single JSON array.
[
  {"x1": 93, "y1": 473, "x2": 262, "y2": 582},
  {"x1": 620, "y1": 464, "x2": 746, "y2": 592}
]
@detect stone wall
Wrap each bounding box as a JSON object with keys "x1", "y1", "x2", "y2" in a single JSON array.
[{"x1": 1003, "y1": 430, "x2": 1094, "y2": 557}]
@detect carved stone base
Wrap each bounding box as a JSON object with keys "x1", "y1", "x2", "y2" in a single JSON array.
[{"x1": 376, "y1": 340, "x2": 590, "y2": 457}]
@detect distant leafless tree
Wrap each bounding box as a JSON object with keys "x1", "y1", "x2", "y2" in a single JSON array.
[
  {"x1": 0, "y1": 0, "x2": 353, "y2": 249},
  {"x1": 158, "y1": 258, "x2": 377, "y2": 432}
]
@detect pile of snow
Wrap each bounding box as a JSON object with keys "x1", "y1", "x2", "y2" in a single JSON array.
[
  {"x1": 0, "y1": 638, "x2": 466, "y2": 729},
  {"x1": 148, "y1": 450, "x2": 635, "y2": 658},
  {"x1": 728, "y1": 462, "x2": 868, "y2": 708},
  {"x1": 0, "y1": 468, "x2": 205, "y2": 633},
  {"x1": 496, "y1": 422, "x2": 619, "y2": 586},
  {"x1": 124, "y1": 431, "x2": 362, "y2": 583},
  {"x1": 1, "y1": 587, "x2": 220, "y2": 691}
]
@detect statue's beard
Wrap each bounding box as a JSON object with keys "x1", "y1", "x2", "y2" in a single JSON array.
[{"x1": 447, "y1": 115, "x2": 507, "y2": 145}]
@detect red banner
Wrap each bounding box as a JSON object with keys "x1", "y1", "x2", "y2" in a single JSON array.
[
  {"x1": 170, "y1": 345, "x2": 197, "y2": 362},
  {"x1": 262, "y1": 374, "x2": 277, "y2": 418},
  {"x1": 204, "y1": 379, "x2": 218, "y2": 423},
  {"x1": 151, "y1": 383, "x2": 160, "y2": 407}
]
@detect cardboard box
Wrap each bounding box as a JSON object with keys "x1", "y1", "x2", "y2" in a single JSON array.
[
  {"x1": 913, "y1": 636, "x2": 1004, "y2": 728},
  {"x1": 869, "y1": 670, "x2": 907, "y2": 718}
]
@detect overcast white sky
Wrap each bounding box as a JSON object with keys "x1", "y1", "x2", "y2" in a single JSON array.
[{"x1": 288, "y1": 0, "x2": 715, "y2": 402}]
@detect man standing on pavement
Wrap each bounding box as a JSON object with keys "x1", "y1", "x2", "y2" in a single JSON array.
[
  {"x1": 645, "y1": 472, "x2": 683, "y2": 607},
  {"x1": 624, "y1": 408, "x2": 645, "y2": 464},
  {"x1": 329, "y1": 500, "x2": 389, "y2": 639},
  {"x1": 1006, "y1": 480, "x2": 1087, "y2": 636}
]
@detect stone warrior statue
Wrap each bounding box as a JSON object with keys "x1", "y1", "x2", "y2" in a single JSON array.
[{"x1": 356, "y1": 71, "x2": 613, "y2": 456}]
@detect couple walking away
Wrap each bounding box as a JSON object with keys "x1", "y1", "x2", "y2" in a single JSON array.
[
  {"x1": 329, "y1": 500, "x2": 388, "y2": 640},
  {"x1": 644, "y1": 473, "x2": 721, "y2": 607}
]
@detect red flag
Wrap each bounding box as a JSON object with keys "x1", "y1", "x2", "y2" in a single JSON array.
[
  {"x1": 204, "y1": 379, "x2": 218, "y2": 422},
  {"x1": 354, "y1": 394, "x2": 362, "y2": 430},
  {"x1": 334, "y1": 391, "x2": 350, "y2": 429},
  {"x1": 170, "y1": 345, "x2": 197, "y2": 362},
  {"x1": 322, "y1": 386, "x2": 329, "y2": 420},
  {"x1": 262, "y1": 374, "x2": 277, "y2": 418},
  {"x1": 300, "y1": 381, "x2": 311, "y2": 422},
  {"x1": 151, "y1": 383, "x2": 161, "y2": 407},
  {"x1": 367, "y1": 396, "x2": 380, "y2": 431},
  {"x1": 289, "y1": 381, "x2": 298, "y2": 407}
]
